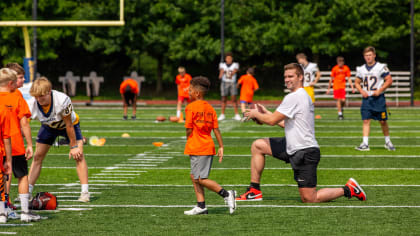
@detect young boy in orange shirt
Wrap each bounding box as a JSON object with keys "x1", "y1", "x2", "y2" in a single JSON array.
[
  {"x1": 0, "y1": 69, "x2": 20, "y2": 223},
  {"x1": 326, "y1": 56, "x2": 355, "y2": 120},
  {"x1": 237, "y1": 68, "x2": 259, "y2": 113},
  {"x1": 183, "y1": 76, "x2": 236, "y2": 215},
  {"x1": 175, "y1": 67, "x2": 192, "y2": 121},
  {"x1": 0, "y1": 67, "x2": 40, "y2": 222}
]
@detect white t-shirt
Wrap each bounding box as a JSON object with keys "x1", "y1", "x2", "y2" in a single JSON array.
[
  {"x1": 276, "y1": 88, "x2": 319, "y2": 155},
  {"x1": 219, "y1": 62, "x2": 239, "y2": 83},
  {"x1": 28, "y1": 90, "x2": 78, "y2": 129},
  {"x1": 302, "y1": 62, "x2": 319, "y2": 87},
  {"x1": 355, "y1": 62, "x2": 390, "y2": 96}
]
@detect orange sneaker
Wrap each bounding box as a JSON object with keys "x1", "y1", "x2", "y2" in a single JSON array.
[
  {"x1": 346, "y1": 178, "x2": 366, "y2": 201},
  {"x1": 235, "y1": 187, "x2": 263, "y2": 201}
]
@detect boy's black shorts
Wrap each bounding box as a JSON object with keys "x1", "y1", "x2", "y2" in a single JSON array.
[
  {"x1": 269, "y1": 137, "x2": 320, "y2": 188},
  {"x1": 3, "y1": 155, "x2": 28, "y2": 178}
]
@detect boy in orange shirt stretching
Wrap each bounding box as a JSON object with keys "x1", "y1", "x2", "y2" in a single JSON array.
[
  {"x1": 183, "y1": 76, "x2": 236, "y2": 215},
  {"x1": 120, "y1": 78, "x2": 139, "y2": 120},
  {"x1": 237, "y1": 68, "x2": 259, "y2": 113}
]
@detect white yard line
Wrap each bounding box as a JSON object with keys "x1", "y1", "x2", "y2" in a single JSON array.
[
  {"x1": 17, "y1": 183, "x2": 420, "y2": 187},
  {"x1": 91, "y1": 176, "x2": 135, "y2": 179},
  {"x1": 58, "y1": 204, "x2": 420, "y2": 208}
]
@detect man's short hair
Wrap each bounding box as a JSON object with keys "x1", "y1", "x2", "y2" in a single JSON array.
[
  {"x1": 296, "y1": 53, "x2": 307, "y2": 60},
  {"x1": 0, "y1": 68, "x2": 17, "y2": 86},
  {"x1": 363, "y1": 46, "x2": 376, "y2": 55},
  {"x1": 30, "y1": 77, "x2": 52, "y2": 97},
  {"x1": 178, "y1": 66, "x2": 185, "y2": 73},
  {"x1": 5, "y1": 63, "x2": 25, "y2": 75},
  {"x1": 225, "y1": 52, "x2": 233, "y2": 58},
  {"x1": 336, "y1": 56, "x2": 344, "y2": 61},
  {"x1": 190, "y1": 76, "x2": 210, "y2": 94},
  {"x1": 247, "y1": 67, "x2": 255, "y2": 76},
  {"x1": 284, "y1": 63, "x2": 304, "y2": 78}
]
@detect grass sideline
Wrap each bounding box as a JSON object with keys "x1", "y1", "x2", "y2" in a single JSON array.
[{"x1": 3, "y1": 106, "x2": 420, "y2": 235}]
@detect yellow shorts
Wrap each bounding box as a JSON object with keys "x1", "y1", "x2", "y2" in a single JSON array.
[{"x1": 304, "y1": 86, "x2": 315, "y2": 103}]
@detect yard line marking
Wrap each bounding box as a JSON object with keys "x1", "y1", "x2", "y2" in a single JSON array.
[
  {"x1": 94, "y1": 173, "x2": 141, "y2": 176},
  {"x1": 88, "y1": 180, "x2": 127, "y2": 183},
  {"x1": 57, "y1": 200, "x2": 84, "y2": 202},
  {"x1": 58, "y1": 208, "x2": 92, "y2": 211},
  {"x1": 91, "y1": 176, "x2": 135, "y2": 179},
  {"x1": 23, "y1": 183, "x2": 420, "y2": 187},
  {"x1": 102, "y1": 171, "x2": 147, "y2": 173},
  {"x1": 58, "y1": 204, "x2": 420, "y2": 208},
  {"x1": 127, "y1": 167, "x2": 420, "y2": 170},
  {"x1": 0, "y1": 232, "x2": 17, "y2": 235},
  {"x1": 115, "y1": 164, "x2": 157, "y2": 167},
  {"x1": 56, "y1": 196, "x2": 80, "y2": 198},
  {"x1": 0, "y1": 224, "x2": 32, "y2": 227},
  {"x1": 50, "y1": 192, "x2": 101, "y2": 194}
]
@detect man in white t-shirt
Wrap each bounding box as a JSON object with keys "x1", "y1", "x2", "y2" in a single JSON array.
[
  {"x1": 218, "y1": 52, "x2": 241, "y2": 121},
  {"x1": 236, "y1": 63, "x2": 366, "y2": 203}
]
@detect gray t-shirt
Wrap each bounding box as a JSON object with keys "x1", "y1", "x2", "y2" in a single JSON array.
[{"x1": 276, "y1": 88, "x2": 319, "y2": 155}]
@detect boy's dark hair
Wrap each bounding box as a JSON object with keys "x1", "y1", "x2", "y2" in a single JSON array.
[
  {"x1": 5, "y1": 62, "x2": 25, "y2": 75},
  {"x1": 225, "y1": 52, "x2": 233, "y2": 58},
  {"x1": 191, "y1": 76, "x2": 211, "y2": 94},
  {"x1": 296, "y1": 53, "x2": 307, "y2": 60},
  {"x1": 247, "y1": 67, "x2": 255, "y2": 75}
]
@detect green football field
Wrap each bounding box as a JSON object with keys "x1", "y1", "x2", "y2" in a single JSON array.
[{"x1": 3, "y1": 105, "x2": 420, "y2": 235}]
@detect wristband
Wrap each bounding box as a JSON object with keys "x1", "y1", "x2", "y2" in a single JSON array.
[{"x1": 70, "y1": 145, "x2": 79, "y2": 149}]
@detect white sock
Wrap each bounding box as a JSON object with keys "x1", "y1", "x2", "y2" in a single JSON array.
[
  {"x1": 81, "y1": 184, "x2": 89, "y2": 193},
  {"x1": 176, "y1": 110, "x2": 181, "y2": 118},
  {"x1": 385, "y1": 136, "x2": 391, "y2": 143},
  {"x1": 0, "y1": 201, "x2": 5, "y2": 215},
  {"x1": 338, "y1": 112, "x2": 343, "y2": 116},
  {"x1": 28, "y1": 185, "x2": 34, "y2": 195},
  {"x1": 363, "y1": 136, "x2": 369, "y2": 145},
  {"x1": 19, "y1": 194, "x2": 30, "y2": 213}
]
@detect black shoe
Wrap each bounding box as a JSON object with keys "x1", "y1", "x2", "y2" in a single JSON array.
[
  {"x1": 131, "y1": 116, "x2": 136, "y2": 120},
  {"x1": 123, "y1": 116, "x2": 128, "y2": 120},
  {"x1": 338, "y1": 115, "x2": 344, "y2": 120}
]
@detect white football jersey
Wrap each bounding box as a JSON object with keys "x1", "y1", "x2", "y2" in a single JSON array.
[
  {"x1": 28, "y1": 90, "x2": 78, "y2": 129},
  {"x1": 302, "y1": 62, "x2": 319, "y2": 87},
  {"x1": 219, "y1": 62, "x2": 239, "y2": 83},
  {"x1": 355, "y1": 62, "x2": 390, "y2": 96}
]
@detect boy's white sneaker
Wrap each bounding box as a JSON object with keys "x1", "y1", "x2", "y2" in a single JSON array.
[
  {"x1": 184, "y1": 206, "x2": 208, "y2": 215},
  {"x1": 6, "y1": 207, "x2": 19, "y2": 220},
  {"x1": 224, "y1": 190, "x2": 237, "y2": 214},
  {"x1": 21, "y1": 212, "x2": 41, "y2": 222},
  {"x1": 233, "y1": 114, "x2": 241, "y2": 121},
  {"x1": 78, "y1": 192, "x2": 90, "y2": 202},
  {"x1": 218, "y1": 114, "x2": 226, "y2": 121},
  {"x1": 0, "y1": 214, "x2": 7, "y2": 223}
]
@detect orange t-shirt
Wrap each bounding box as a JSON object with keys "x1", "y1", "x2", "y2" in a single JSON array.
[
  {"x1": 0, "y1": 106, "x2": 12, "y2": 159},
  {"x1": 238, "y1": 74, "x2": 259, "y2": 103},
  {"x1": 0, "y1": 91, "x2": 31, "y2": 156},
  {"x1": 120, "y1": 79, "x2": 139, "y2": 94},
  {"x1": 184, "y1": 100, "x2": 218, "y2": 155},
  {"x1": 331, "y1": 65, "x2": 351, "y2": 90},
  {"x1": 175, "y1": 73, "x2": 192, "y2": 98}
]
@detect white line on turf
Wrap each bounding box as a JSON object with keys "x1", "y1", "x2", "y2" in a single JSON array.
[
  {"x1": 21, "y1": 183, "x2": 420, "y2": 187},
  {"x1": 0, "y1": 233, "x2": 17, "y2": 235},
  {"x1": 50, "y1": 192, "x2": 101, "y2": 194},
  {"x1": 93, "y1": 173, "x2": 141, "y2": 176},
  {"x1": 0, "y1": 224, "x2": 32, "y2": 227},
  {"x1": 102, "y1": 171, "x2": 147, "y2": 173},
  {"x1": 58, "y1": 204, "x2": 420, "y2": 208},
  {"x1": 91, "y1": 176, "x2": 135, "y2": 179}
]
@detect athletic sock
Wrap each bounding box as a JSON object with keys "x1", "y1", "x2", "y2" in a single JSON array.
[
  {"x1": 0, "y1": 201, "x2": 5, "y2": 215},
  {"x1": 250, "y1": 182, "x2": 260, "y2": 190},
  {"x1": 343, "y1": 186, "x2": 351, "y2": 199},
  {"x1": 28, "y1": 185, "x2": 34, "y2": 195},
  {"x1": 338, "y1": 112, "x2": 343, "y2": 116},
  {"x1": 19, "y1": 194, "x2": 30, "y2": 213},
  {"x1": 176, "y1": 110, "x2": 181, "y2": 118},
  {"x1": 197, "y1": 201, "x2": 206, "y2": 209},
  {"x1": 363, "y1": 136, "x2": 369, "y2": 146},
  {"x1": 81, "y1": 184, "x2": 89, "y2": 193},
  {"x1": 218, "y1": 189, "x2": 229, "y2": 198},
  {"x1": 385, "y1": 136, "x2": 391, "y2": 144}
]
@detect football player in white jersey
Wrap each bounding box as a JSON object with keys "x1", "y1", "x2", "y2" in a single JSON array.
[
  {"x1": 218, "y1": 52, "x2": 241, "y2": 121},
  {"x1": 296, "y1": 53, "x2": 320, "y2": 103},
  {"x1": 27, "y1": 77, "x2": 90, "y2": 202},
  {"x1": 354, "y1": 46, "x2": 395, "y2": 151}
]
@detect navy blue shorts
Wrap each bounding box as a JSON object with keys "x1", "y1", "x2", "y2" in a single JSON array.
[
  {"x1": 37, "y1": 123, "x2": 83, "y2": 145},
  {"x1": 361, "y1": 94, "x2": 388, "y2": 121}
]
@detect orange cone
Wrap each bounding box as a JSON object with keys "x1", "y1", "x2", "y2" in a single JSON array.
[{"x1": 178, "y1": 112, "x2": 185, "y2": 123}]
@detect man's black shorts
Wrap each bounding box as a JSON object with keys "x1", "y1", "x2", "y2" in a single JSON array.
[
  {"x1": 269, "y1": 137, "x2": 320, "y2": 188},
  {"x1": 124, "y1": 91, "x2": 135, "y2": 106},
  {"x1": 3, "y1": 155, "x2": 28, "y2": 178}
]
